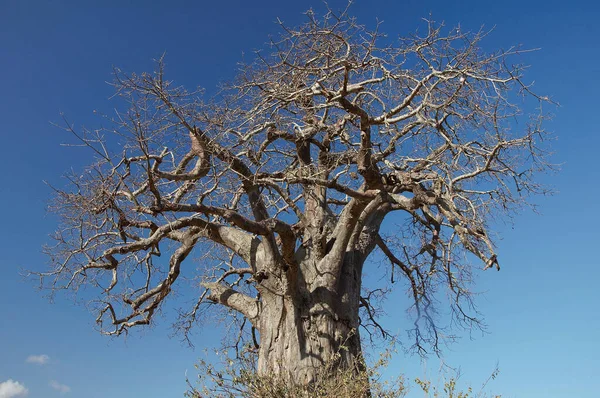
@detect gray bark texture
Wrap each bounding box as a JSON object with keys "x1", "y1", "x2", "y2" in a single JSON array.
[{"x1": 256, "y1": 236, "x2": 374, "y2": 383}]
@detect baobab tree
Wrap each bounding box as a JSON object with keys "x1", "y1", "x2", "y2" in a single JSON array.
[{"x1": 38, "y1": 7, "x2": 551, "y2": 389}]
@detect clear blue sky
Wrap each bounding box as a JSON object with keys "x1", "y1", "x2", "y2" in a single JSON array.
[{"x1": 1, "y1": 0, "x2": 598, "y2": 397}]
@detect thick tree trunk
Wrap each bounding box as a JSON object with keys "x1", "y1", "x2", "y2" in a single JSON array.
[{"x1": 256, "y1": 252, "x2": 366, "y2": 386}]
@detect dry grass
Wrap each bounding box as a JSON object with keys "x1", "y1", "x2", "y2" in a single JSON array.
[{"x1": 185, "y1": 348, "x2": 500, "y2": 398}]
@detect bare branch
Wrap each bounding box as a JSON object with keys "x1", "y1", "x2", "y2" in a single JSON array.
[{"x1": 38, "y1": 11, "x2": 553, "y2": 358}]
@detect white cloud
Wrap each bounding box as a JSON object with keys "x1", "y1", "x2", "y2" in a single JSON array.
[
  {"x1": 25, "y1": 354, "x2": 50, "y2": 365},
  {"x1": 0, "y1": 380, "x2": 28, "y2": 398},
  {"x1": 49, "y1": 381, "x2": 70, "y2": 395}
]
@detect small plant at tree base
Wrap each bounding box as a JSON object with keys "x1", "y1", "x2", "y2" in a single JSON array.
[
  {"x1": 185, "y1": 346, "x2": 501, "y2": 398},
  {"x1": 186, "y1": 346, "x2": 406, "y2": 398}
]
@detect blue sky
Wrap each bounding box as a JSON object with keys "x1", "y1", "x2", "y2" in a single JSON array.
[{"x1": 1, "y1": 0, "x2": 598, "y2": 397}]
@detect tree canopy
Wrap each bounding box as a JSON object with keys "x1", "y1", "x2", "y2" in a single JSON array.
[{"x1": 37, "y1": 7, "x2": 552, "y2": 380}]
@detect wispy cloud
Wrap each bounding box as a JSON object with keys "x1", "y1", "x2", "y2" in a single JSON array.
[
  {"x1": 0, "y1": 380, "x2": 28, "y2": 398},
  {"x1": 25, "y1": 354, "x2": 50, "y2": 365},
  {"x1": 49, "y1": 381, "x2": 70, "y2": 395}
]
